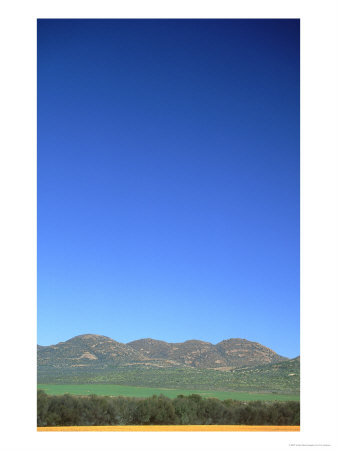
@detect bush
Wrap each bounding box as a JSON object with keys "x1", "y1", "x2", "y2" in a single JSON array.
[{"x1": 37, "y1": 391, "x2": 300, "y2": 426}]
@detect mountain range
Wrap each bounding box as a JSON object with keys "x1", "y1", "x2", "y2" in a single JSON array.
[
  {"x1": 37, "y1": 335, "x2": 299, "y2": 393},
  {"x1": 38, "y1": 334, "x2": 287, "y2": 370}
]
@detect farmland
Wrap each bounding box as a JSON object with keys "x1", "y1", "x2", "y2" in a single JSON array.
[{"x1": 38, "y1": 384, "x2": 299, "y2": 402}]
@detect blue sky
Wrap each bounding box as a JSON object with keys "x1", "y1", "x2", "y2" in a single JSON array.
[{"x1": 37, "y1": 19, "x2": 299, "y2": 358}]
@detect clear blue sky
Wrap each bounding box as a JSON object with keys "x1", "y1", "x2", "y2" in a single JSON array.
[{"x1": 37, "y1": 19, "x2": 300, "y2": 358}]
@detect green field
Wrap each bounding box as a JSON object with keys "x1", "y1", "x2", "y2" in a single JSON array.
[{"x1": 38, "y1": 384, "x2": 299, "y2": 402}]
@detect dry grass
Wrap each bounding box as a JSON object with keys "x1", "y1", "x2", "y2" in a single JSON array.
[{"x1": 37, "y1": 425, "x2": 300, "y2": 432}]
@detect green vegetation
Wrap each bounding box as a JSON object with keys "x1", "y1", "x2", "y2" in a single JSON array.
[
  {"x1": 38, "y1": 384, "x2": 299, "y2": 402},
  {"x1": 37, "y1": 390, "x2": 300, "y2": 427},
  {"x1": 38, "y1": 384, "x2": 299, "y2": 401},
  {"x1": 38, "y1": 358, "x2": 300, "y2": 395}
]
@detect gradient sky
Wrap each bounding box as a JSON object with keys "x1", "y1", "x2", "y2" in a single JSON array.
[{"x1": 37, "y1": 19, "x2": 300, "y2": 358}]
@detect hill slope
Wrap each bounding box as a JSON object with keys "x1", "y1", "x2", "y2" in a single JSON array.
[
  {"x1": 38, "y1": 355, "x2": 300, "y2": 394},
  {"x1": 37, "y1": 334, "x2": 298, "y2": 393}
]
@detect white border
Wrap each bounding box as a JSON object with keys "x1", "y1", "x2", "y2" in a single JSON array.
[{"x1": 0, "y1": 1, "x2": 336, "y2": 449}]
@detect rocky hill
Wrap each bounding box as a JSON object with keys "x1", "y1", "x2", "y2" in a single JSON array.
[
  {"x1": 38, "y1": 334, "x2": 287, "y2": 371},
  {"x1": 37, "y1": 334, "x2": 144, "y2": 368}
]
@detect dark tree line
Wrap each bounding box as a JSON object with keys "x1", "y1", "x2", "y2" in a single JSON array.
[{"x1": 37, "y1": 390, "x2": 300, "y2": 426}]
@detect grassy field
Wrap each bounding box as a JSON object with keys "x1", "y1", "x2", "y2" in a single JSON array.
[{"x1": 38, "y1": 384, "x2": 299, "y2": 402}]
